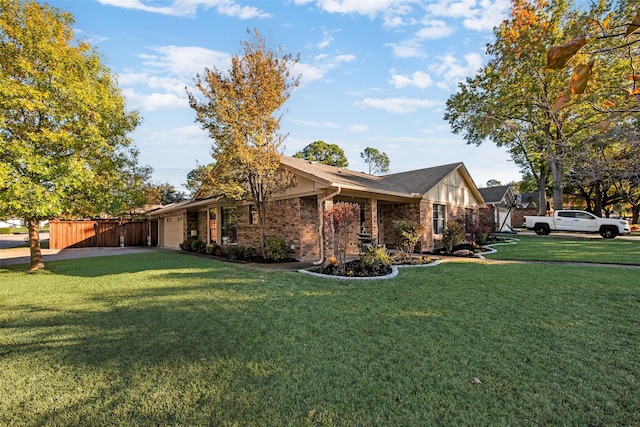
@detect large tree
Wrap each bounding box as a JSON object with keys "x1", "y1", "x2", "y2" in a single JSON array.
[
  {"x1": 445, "y1": 0, "x2": 612, "y2": 212},
  {"x1": 0, "y1": 0, "x2": 142, "y2": 270},
  {"x1": 187, "y1": 29, "x2": 300, "y2": 257},
  {"x1": 293, "y1": 140, "x2": 349, "y2": 167},
  {"x1": 360, "y1": 147, "x2": 390, "y2": 175}
]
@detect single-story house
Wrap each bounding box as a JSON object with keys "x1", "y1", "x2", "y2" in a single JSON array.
[
  {"x1": 150, "y1": 155, "x2": 486, "y2": 261},
  {"x1": 478, "y1": 185, "x2": 517, "y2": 232}
]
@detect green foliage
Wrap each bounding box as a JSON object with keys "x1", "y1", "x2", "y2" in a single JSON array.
[
  {"x1": 184, "y1": 162, "x2": 215, "y2": 198},
  {"x1": 0, "y1": 228, "x2": 12, "y2": 235},
  {"x1": 191, "y1": 239, "x2": 207, "y2": 254},
  {"x1": 360, "y1": 147, "x2": 390, "y2": 175},
  {"x1": 144, "y1": 183, "x2": 187, "y2": 206},
  {"x1": 265, "y1": 238, "x2": 287, "y2": 261},
  {"x1": 293, "y1": 140, "x2": 349, "y2": 167},
  {"x1": 205, "y1": 243, "x2": 219, "y2": 255},
  {"x1": 441, "y1": 220, "x2": 466, "y2": 254},
  {"x1": 392, "y1": 220, "x2": 424, "y2": 262},
  {"x1": 0, "y1": 1, "x2": 144, "y2": 269},
  {"x1": 359, "y1": 245, "x2": 395, "y2": 270}
]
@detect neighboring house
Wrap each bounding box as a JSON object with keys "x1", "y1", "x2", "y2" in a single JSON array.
[
  {"x1": 478, "y1": 185, "x2": 517, "y2": 232},
  {"x1": 150, "y1": 155, "x2": 486, "y2": 261}
]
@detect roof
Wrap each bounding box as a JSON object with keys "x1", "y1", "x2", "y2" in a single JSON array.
[
  {"x1": 478, "y1": 185, "x2": 513, "y2": 204},
  {"x1": 280, "y1": 155, "x2": 476, "y2": 198}
]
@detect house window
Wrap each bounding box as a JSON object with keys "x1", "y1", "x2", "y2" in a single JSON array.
[
  {"x1": 433, "y1": 204, "x2": 445, "y2": 234},
  {"x1": 221, "y1": 207, "x2": 237, "y2": 244},
  {"x1": 209, "y1": 208, "x2": 217, "y2": 244}
]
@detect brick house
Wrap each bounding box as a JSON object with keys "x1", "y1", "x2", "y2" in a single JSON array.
[
  {"x1": 150, "y1": 155, "x2": 486, "y2": 261},
  {"x1": 478, "y1": 185, "x2": 517, "y2": 232}
]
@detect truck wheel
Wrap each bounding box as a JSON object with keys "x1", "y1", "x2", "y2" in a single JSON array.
[
  {"x1": 599, "y1": 227, "x2": 617, "y2": 238},
  {"x1": 534, "y1": 224, "x2": 550, "y2": 235}
]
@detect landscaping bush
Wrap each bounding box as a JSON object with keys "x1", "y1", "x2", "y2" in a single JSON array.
[
  {"x1": 359, "y1": 245, "x2": 395, "y2": 271},
  {"x1": 224, "y1": 245, "x2": 246, "y2": 260},
  {"x1": 265, "y1": 238, "x2": 287, "y2": 262},
  {"x1": 191, "y1": 239, "x2": 207, "y2": 254},
  {"x1": 392, "y1": 220, "x2": 423, "y2": 262},
  {"x1": 206, "y1": 243, "x2": 219, "y2": 255},
  {"x1": 442, "y1": 220, "x2": 465, "y2": 254},
  {"x1": 179, "y1": 240, "x2": 192, "y2": 251}
]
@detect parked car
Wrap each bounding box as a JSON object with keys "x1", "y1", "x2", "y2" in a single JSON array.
[{"x1": 524, "y1": 210, "x2": 631, "y2": 238}]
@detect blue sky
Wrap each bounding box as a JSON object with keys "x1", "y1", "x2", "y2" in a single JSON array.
[{"x1": 49, "y1": 0, "x2": 520, "y2": 191}]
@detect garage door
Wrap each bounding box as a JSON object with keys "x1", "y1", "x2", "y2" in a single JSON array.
[{"x1": 164, "y1": 215, "x2": 184, "y2": 248}]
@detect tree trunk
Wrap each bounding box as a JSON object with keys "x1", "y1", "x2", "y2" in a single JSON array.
[
  {"x1": 537, "y1": 174, "x2": 547, "y2": 216},
  {"x1": 631, "y1": 205, "x2": 639, "y2": 224},
  {"x1": 550, "y1": 157, "x2": 564, "y2": 211},
  {"x1": 27, "y1": 220, "x2": 44, "y2": 271}
]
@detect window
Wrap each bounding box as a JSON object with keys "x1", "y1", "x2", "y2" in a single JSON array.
[
  {"x1": 433, "y1": 204, "x2": 445, "y2": 234},
  {"x1": 209, "y1": 208, "x2": 217, "y2": 244},
  {"x1": 221, "y1": 207, "x2": 237, "y2": 244}
]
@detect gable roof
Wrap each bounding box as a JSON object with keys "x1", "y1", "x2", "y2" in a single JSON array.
[
  {"x1": 280, "y1": 155, "x2": 482, "y2": 200},
  {"x1": 478, "y1": 185, "x2": 513, "y2": 204}
]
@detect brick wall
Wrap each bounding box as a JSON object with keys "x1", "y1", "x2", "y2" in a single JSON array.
[
  {"x1": 233, "y1": 196, "x2": 320, "y2": 260},
  {"x1": 512, "y1": 207, "x2": 539, "y2": 228}
]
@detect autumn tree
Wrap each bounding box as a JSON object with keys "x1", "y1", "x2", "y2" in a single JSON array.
[
  {"x1": 323, "y1": 202, "x2": 361, "y2": 271},
  {"x1": 293, "y1": 140, "x2": 349, "y2": 167},
  {"x1": 0, "y1": 0, "x2": 143, "y2": 270},
  {"x1": 187, "y1": 29, "x2": 300, "y2": 257},
  {"x1": 445, "y1": 0, "x2": 612, "y2": 212},
  {"x1": 361, "y1": 147, "x2": 390, "y2": 175},
  {"x1": 144, "y1": 183, "x2": 188, "y2": 205}
]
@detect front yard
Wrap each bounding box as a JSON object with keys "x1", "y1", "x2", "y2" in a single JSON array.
[{"x1": 1, "y1": 246, "x2": 639, "y2": 425}]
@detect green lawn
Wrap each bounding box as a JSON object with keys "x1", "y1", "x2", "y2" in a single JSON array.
[
  {"x1": 485, "y1": 234, "x2": 640, "y2": 265},
  {"x1": 1, "y1": 251, "x2": 639, "y2": 425}
]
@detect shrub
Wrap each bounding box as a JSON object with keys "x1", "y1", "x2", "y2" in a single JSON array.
[
  {"x1": 206, "y1": 243, "x2": 219, "y2": 255},
  {"x1": 265, "y1": 238, "x2": 287, "y2": 262},
  {"x1": 442, "y1": 220, "x2": 465, "y2": 254},
  {"x1": 359, "y1": 245, "x2": 395, "y2": 270},
  {"x1": 243, "y1": 246, "x2": 258, "y2": 260},
  {"x1": 191, "y1": 239, "x2": 207, "y2": 253},
  {"x1": 224, "y1": 245, "x2": 245, "y2": 260},
  {"x1": 179, "y1": 240, "x2": 192, "y2": 251},
  {"x1": 392, "y1": 220, "x2": 423, "y2": 262}
]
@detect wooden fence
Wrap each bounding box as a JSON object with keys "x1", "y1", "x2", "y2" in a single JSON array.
[{"x1": 49, "y1": 220, "x2": 158, "y2": 249}]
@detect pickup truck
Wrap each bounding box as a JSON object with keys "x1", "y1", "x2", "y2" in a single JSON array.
[{"x1": 524, "y1": 210, "x2": 631, "y2": 238}]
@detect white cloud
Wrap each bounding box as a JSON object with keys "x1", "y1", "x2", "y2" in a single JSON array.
[
  {"x1": 386, "y1": 40, "x2": 426, "y2": 59},
  {"x1": 313, "y1": 0, "x2": 406, "y2": 17},
  {"x1": 463, "y1": 0, "x2": 510, "y2": 31},
  {"x1": 415, "y1": 20, "x2": 455, "y2": 39},
  {"x1": 349, "y1": 124, "x2": 369, "y2": 132},
  {"x1": 430, "y1": 52, "x2": 483, "y2": 89},
  {"x1": 294, "y1": 53, "x2": 356, "y2": 87},
  {"x1": 317, "y1": 32, "x2": 334, "y2": 49},
  {"x1": 354, "y1": 97, "x2": 440, "y2": 114},
  {"x1": 140, "y1": 46, "x2": 231, "y2": 77},
  {"x1": 389, "y1": 70, "x2": 433, "y2": 89},
  {"x1": 123, "y1": 89, "x2": 188, "y2": 111},
  {"x1": 97, "y1": 0, "x2": 271, "y2": 18}
]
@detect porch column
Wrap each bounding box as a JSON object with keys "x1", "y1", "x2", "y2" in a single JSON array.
[
  {"x1": 420, "y1": 200, "x2": 433, "y2": 252},
  {"x1": 320, "y1": 194, "x2": 335, "y2": 258},
  {"x1": 364, "y1": 198, "x2": 379, "y2": 243}
]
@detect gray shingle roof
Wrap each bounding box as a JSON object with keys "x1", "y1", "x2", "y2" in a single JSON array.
[
  {"x1": 478, "y1": 185, "x2": 511, "y2": 204},
  {"x1": 280, "y1": 155, "x2": 465, "y2": 197}
]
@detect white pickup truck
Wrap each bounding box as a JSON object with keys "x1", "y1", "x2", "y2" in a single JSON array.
[{"x1": 524, "y1": 210, "x2": 631, "y2": 238}]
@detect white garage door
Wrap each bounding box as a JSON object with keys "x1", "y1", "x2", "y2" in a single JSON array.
[{"x1": 164, "y1": 215, "x2": 184, "y2": 248}]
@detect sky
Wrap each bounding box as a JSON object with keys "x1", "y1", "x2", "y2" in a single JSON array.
[{"x1": 47, "y1": 0, "x2": 522, "y2": 191}]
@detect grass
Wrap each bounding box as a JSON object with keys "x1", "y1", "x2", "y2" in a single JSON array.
[
  {"x1": 485, "y1": 234, "x2": 640, "y2": 265},
  {"x1": 1, "y1": 251, "x2": 639, "y2": 426}
]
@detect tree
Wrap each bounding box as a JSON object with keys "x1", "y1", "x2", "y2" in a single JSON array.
[
  {"x1": 144, "y1": 183, "x2": 188, "y2": 206},
  {"x1": 0, "y1": 0, "x2": 142, "y2": 270},
  {"x1": 445, "y1": 0, "x2": 612, "y2": 213},
  {"x1": 184, "y1": 161, "x2": 215, "y2": 198},
  {"x1": 322, "y1": 202, "x2": 360, "y2": 271},
  {"x1": 293, "y1": 140, "x2": 349, "y2": 167},
  {"x1": 485, "y1": 179, "x2": 502, "y2": 187},
  {"x1": 361, "y1": 147, "x2": 390, "y2": 175},
  {"x1": 187, "y1": 29, "x2": 300, "y2": 258}
]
